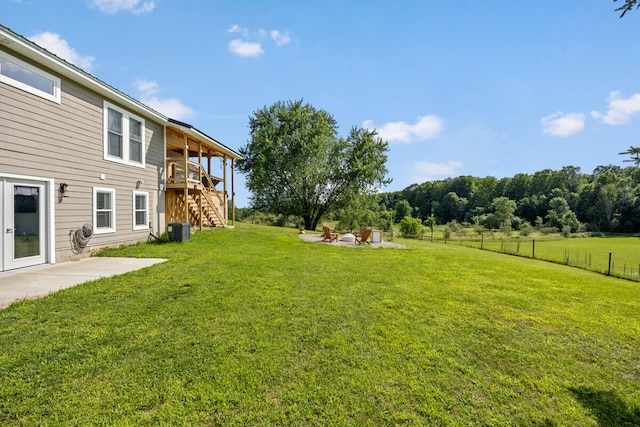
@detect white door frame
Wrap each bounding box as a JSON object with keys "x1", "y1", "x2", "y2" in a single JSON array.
[{"x1": 0, "y1": 173, "x2": 55, "y2": 272}]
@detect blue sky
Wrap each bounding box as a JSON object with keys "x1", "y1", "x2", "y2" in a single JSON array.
[{"x1": 3, "y1": 0, "x2": 640, "y2": 207}]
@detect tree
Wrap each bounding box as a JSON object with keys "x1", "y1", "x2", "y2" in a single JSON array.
[
  {"x1": 423, "y1": 213, "x2": 436, "y2": 241},
  {"x1": 335, "y1": 194, "x2": 378, "y2": 232},
  {"x1": 441, "y1": 192, "x2": 467, "y2": 223},
  {"x1": 490, "y1": 196, "x2": 516, "y2": 227},
  {"x1": 238, "y1": 100, "x2": 390, "y2": 230},
  {"x1": 615, "y1": 0, "x2": 639, "y2": 17},
  {"x1": 546, "y1": 197, "x2": 580, "y2": 233},
  {"x1": 619, "y1": 146, "x2": 640, "y2": 167},
  {"x1": 394, "y1": 199, "x2": 412, "y2": 222},
  {"x1": 504, "y1": 173, "x2": 530, "y2": 201}
]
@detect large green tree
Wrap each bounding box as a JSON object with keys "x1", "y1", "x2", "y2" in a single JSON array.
[{"x1": 238, "y1": 100, "x2": 390, "y2": 230}]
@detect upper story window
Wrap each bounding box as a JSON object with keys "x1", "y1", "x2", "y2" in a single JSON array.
[
  {"x1": 0, "y1": 51, "x2": 61, "y2": 103},
  {"x1": 104, "y1": 101, "x2": 145, "y2": 167}
]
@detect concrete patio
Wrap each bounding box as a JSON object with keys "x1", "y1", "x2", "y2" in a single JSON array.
[{"x1": 0, "y1": 257, "x2": 167, "y2": 308}]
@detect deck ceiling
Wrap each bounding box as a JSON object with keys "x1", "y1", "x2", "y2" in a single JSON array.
[
  {"x1": 166, "y1": 125, "x2": 241, "y2": 160},
  {"x1": 166, "y1": 126, "x2": 227, "y2": 158}
]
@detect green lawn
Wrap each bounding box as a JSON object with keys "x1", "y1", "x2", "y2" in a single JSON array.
[
  {"x1": 1, "y1": 223, "x2": 639, "y2": 426},
  {"x1": 429, "y1": 232, "x2": 640, "y2": 281}
]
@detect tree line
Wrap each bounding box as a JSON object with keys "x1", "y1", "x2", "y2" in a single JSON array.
[
  {"x1": 236, "y1": 100, "x2": 640, "y2": 236},
  {"x1": 382, "y1": 165, "x2": 640, "y2": 235}
]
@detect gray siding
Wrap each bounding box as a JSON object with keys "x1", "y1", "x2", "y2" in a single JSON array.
[{"x1": 0, "y1": 47, "x2": 165, "y2": 262}]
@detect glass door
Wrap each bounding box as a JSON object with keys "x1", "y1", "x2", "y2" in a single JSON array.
[{"x1": 2, "y1": 179, "x2": 46, "y2": 271}]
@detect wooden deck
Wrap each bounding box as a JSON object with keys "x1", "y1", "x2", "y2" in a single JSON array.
[{"x1": 164, "y1": 124, "x2": 238, "y2": 230}]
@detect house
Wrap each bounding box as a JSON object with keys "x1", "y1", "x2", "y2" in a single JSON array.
[{"x1": 0, "y1": 24, "x2": 242, "y2": 272}]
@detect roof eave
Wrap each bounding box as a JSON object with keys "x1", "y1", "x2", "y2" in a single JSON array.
[{"x1": 168, "y1": 119, "x2": 243, "y2": 160}]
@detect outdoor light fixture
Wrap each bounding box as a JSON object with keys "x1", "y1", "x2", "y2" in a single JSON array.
[
  {"x1": 136, "y1": 180, "x2": 144, "y2": 189},
  {"x1": 58, "y1": 182, "x2": 69, "y2": 203}
]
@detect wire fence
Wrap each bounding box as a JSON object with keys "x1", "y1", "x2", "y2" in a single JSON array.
[{"x1": 426, "y1": 234, "x2": 640, "y2": 282}]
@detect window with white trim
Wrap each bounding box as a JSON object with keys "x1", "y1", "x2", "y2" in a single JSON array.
[
  {"x1": 93, "y1": 187, "x2": 116, "y2": 234},
  {"x1": 0, "y1": 51, "x2": 61, "y2": 103},
  {"x1": 104, "y1": 101, "x2": 145, "y2": 167},
  {"x1": 133, "y1": 191, "x2": 149, "y2": 230}
]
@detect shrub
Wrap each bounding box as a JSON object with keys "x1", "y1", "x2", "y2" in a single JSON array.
[
  {"x1": 538, "y1": 226, "x2": 559, "y2": 235},
  {"x1": 519, "y1": 222, "x2": 533, "y2": 237},
  {"x1": 399, "y1": 216, "x2": 423, "y2": 238}
]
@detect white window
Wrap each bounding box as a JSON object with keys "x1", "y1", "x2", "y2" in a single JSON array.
[
  {"x1": 132, "y1": 191, "x2": 149, "y2": 230},
  {"x1": 93, "y1": 187, "x2": 116, "y2": 234},
  {"x1": 104, "y1": 101, "x2": 145, "y2": 167},
  {"x1": 0, "y1": 51, "x2": 61, "y2": 103}
]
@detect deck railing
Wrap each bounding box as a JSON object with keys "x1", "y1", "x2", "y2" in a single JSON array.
[{"x1": 167, "y1": 159, "x2": 227, "y2": 225}]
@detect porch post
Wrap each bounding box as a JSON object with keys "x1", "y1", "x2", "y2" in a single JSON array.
[
  {"x1": 223, "y1": 156, "x2": 228, "y2": 225},
  {"x1": 231, "y1": 158, "x2": 236, "y2": 227},
  {"x1": 183, "y1": 136, "x2": 189, "y2": 224},
  {"x1": 198, "y1": 141, "x2": 203, "y2": 231}
]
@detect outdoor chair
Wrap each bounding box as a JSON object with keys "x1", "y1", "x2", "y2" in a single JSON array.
[
  {"x1": 322, "y1": 224, "x2": 339, "y2": 242},
  {"x1": 355, "y1": 227, "x2": 372, "y2": 244}
]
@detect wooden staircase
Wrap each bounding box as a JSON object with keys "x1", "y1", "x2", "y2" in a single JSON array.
[
  {"x1": 171, "y1": 190, "x2": 226, "y2": 229},
  {"x1": 166, "y1": 158, "x2": 228, "y2": 229},
  {"x1": 186, "y1": 191, "x2": 224, "y2": 228}
]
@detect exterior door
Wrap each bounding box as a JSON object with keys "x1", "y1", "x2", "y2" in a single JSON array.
[{"x1": 2, "y1": 179, "x2": 47, "y2": 271}]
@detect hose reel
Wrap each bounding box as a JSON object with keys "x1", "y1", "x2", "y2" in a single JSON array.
[{"x1": 71, "y1": 223, "x2": 93, "y2": 253}]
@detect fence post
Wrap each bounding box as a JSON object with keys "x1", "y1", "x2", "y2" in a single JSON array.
[
  {"x1": 532, "y1": 240, "x2": 535, "y2": 259},
  {"x1": 481, "y1": 234, "x2": 484, "y2": 250},
  {"x1": 608, "y1": 253, "x2": 612, "y2": 276}
]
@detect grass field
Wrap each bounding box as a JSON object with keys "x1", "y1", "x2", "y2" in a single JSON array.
[
  {"x1": 1, "y1": 223, "x2": 639, "y2": 425},
  {"x1": 426, "y1": 230, "x2": 640, "y2": 281}
]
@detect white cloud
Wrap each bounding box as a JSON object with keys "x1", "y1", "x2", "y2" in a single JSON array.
[
  {"x1": 541, "y1": 111, "x2": 585, "y2": 137},
  {"x1": 133, "y1": 79, "x2": 159, "y2": 96},
  {"x1": 591, "y1": 91, "x2": 640, "y2": 125},
  {"x1": 227, "y1": 25, "x2": 292, "y2": 57},
  {"x1": 227, "y1": 24, "x2": 249, "y2": 38},
  {"x1": 90, "y1": 0, "x2": 155, "y2": 14},
  {"x1": 413, "y1": 161, "x2": 464, "y2": 183},
  {"x1": 270, "y1": 30, "x2": 291, "y2": 46},
  {"x1": 363, "y1": 115, "x2": 444, "y2": 143},
  {"x1": 133, "y1": 79, "x2": 194, "y2": 120},
  {"x1": 29, "y1": 32, "x2": 94, "y2": 72},
  {"x1": 228, "y1": 39, "x2": 264, "y2": 58}
]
